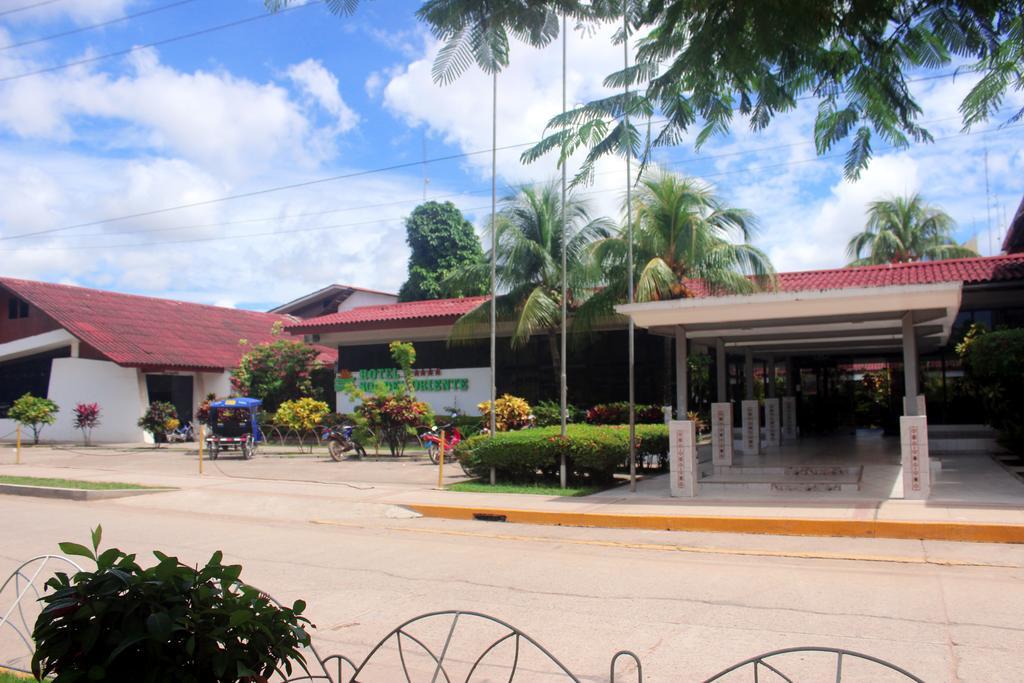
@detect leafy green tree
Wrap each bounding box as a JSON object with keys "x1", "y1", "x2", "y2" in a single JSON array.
[
  {"x1": 576, "y1": 170, "x2": 773, "y2": 330},
  {"x1": 232, "y1": 338, "x2": 323, "y2": 413},
  {"x1": 273, "y1": 1, "x2": 1023, "y2": 180},
  {"x1": 449, "y1": 181, "x2": 612, "y2": 384},
  {"x1": 8, "y1": 393, "x2": 59, "y2": 445},
  {"x1": 398, "y1": 201, "x2": 488, "y2": 302},
  {"x1": 846, "y1": 193, "x2": 977, "y2": 265}
]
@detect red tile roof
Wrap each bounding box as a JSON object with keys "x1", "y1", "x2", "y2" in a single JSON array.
[
  {"x1": 0, "y1": 277, "x2": 336, "y2": 371},
  {"x1": 286, "y1": 295, "x2": 489, "y2": 333},
  {"x1": 285, "y1": 254, "x2": 1024, "y2": 332}
]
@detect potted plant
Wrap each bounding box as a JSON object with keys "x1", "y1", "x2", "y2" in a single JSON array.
[
  {"x1": 137, "y1": 400, "x2": 178, "y2": 447},
  {"x1": 32, "y1": 527, "x2": 312, "y2": 683}
]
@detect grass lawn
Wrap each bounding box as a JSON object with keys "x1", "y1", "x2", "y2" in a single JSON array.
[
  {"x1": 0, "y1": 670, "x2": 32, "y2": 681},
  {"x1": 0, "y1": 475, "x2": 157, "y2": 490},
  {"x1": 447, "y1": 480, "x2": 610, "y2": 497}
]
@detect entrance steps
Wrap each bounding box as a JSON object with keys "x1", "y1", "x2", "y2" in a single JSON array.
[{"x1": 700, "y1": 465, "x2": 863, "y2": 494}]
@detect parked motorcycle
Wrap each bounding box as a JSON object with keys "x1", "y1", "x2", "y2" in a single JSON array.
[
  {"x1": 420, "y1": 421, "x2": 462, "y2": 464},
  {"x1": 166, "y1": 422, "x2": 194, "y2": 443},
  {"x1": 321, "y1": 424, "x2": 366, "y2": 461}
]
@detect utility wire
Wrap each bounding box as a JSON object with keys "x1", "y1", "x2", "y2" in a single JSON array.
[
  {"x1": 10, "y1": 107, "x2": 1012, "y2": 245},
  {"x1": 0, "y1": 0, "x2": 64, "y2": 19},
  {"x1": 0, "y1": 1, "x2": 316, "y2": 83},
  {"x1": 12, "y1": 122, "x2": 1021, "y2": 253},
  {"x1": 0, "y1": 0, "x2": 199, "y2": 52},
  {"x1": 0, "y1": 80, "x2": 993, "y2": 243}
]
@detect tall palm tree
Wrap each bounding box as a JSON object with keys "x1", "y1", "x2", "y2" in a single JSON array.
[
  {"x1": 575, "y1": 169, "x2": 774, "y2": 408},
  {"x1": 846, "y1": 194, "x2": 977, "y2": 266},
  {"x1": 576, "y1": 170, "x2": 775, "y2": 330},
  {"x1": 449, "y1": 182, "x2": 612, "y2": 385}
]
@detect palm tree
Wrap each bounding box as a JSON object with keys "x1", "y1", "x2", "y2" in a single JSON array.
[
  {"x1": 449, "y1": 181, "x2": 612, "y2": 385},
  {"x1": 846, "y1": 194, "x2": 977, "y2": 266},
  {"x1": 576, "y1": 170, "x2": 775, "y2": 330},
  {"x1": 575, "y1": 169, "x2": 774, "y2": 407}
]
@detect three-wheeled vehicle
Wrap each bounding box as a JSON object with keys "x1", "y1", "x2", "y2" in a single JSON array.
[{"x1": 205, "y1": 397, "x2": 262, "y2": 460}]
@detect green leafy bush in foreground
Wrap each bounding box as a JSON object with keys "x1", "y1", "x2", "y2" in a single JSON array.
[
  {"x1": 456, "y1": 424, "x2": 668, "y2": 483},
  {"x1": 32, "y1": 527, "x2": 312, "y2": 683}
]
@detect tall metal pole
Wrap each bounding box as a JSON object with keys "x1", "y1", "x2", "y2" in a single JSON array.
[
  {"x1": 559, "y1": 13, "x2": 569, "y2": 489},
  {"x1": 624, "y1": 5, "x2": 636, "y2": 492},
  {"x1": 489, "y1": 71, "x2": 498, "y2": 438}
]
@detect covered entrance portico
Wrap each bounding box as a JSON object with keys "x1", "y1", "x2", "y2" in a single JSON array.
[{"x1": 617, "y1": 282, "x2": 964, "y2": 500}]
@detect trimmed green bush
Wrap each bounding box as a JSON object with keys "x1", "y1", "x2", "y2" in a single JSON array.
[{"x1": 456, "y1": 424, "x2": 668, "y2": 483}]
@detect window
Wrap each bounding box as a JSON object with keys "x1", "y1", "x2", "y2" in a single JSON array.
[{"x1": 7, "y1": 297, "x2": 28, "y2": 319}]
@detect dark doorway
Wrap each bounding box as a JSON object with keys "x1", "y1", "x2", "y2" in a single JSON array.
[
  {"x1": 0, "y1": 347, "x2": 71, "y2": 417},
  {"x1": 145, "y1": 375, "x2": 194, "y2": 424}
]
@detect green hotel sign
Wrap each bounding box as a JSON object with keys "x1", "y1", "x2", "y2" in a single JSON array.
[{"x1": 335, "y1": 367, "x2": 470, "y2": 393}]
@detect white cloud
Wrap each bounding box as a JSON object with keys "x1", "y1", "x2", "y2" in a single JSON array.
[
  {"x1": 287, "y1": 58, "x2": 359, "y2": 133},
  {"x1": 0, "y1": 48, "x2": 358, "y2": 181},
  {"x1": 1, "y1": 0, "x2": 132, "y2": 25}
]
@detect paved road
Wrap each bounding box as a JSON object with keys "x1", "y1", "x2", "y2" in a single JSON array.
[{"x1": 2, "y1": 454, "x2": 1023, "y2": 681}]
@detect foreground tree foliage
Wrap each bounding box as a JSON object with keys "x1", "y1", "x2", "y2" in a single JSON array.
[
  {"x1": 273, "y1": 0, "x2": 1024, "y2": 180},
  {"x1": 398, "y1": 201, "x2": 488, "y2": 302},
  {"x1": 845, "y1": 193, "x2": 976, "y2": 265}
]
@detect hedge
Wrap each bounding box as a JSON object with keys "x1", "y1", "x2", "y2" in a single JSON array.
[{"x1": 456, "y1": 424, "x2": 668, "y2": 483}]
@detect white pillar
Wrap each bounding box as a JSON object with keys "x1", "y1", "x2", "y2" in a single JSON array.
[
  {"x1": 669, "y1": 419, "x2": 698, "y2": 497},
  {"x1": 675, "y1": 326, "x2": 688, "y2": 418},
  {"x1": 782, "y1": 395, "x2": 798, "y2": 440},
  {"x1": 900, "y1": 415, "x2": 930, "y2": 499},
  {"x1": 902, "y1": 312, "x2": 920, "y2": 416},
  {"x1": 741, "y1": 399, "x2": 760, "y2": 455},
  {"x1": 744, "y1": 348, "x2": 755, "y2": 400},
  {"x1": 766, "y1": 355, "x2": 776, "y2": 398},
  {"x1": 711, "y1": 402, "x2": 733, "y2": 467},
  {"x1": 716, "y1": 339, "x2": 727, "y2": 402},
  {"x1": 764, "y1": 397, "x2": 780, "y2": 447}
]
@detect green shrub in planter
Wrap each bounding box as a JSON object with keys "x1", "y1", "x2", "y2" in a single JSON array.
[
  {"x1": 456, "y1": 424, "x2": 668, "y2": 483},
  {"x1": 32, "y1": 527, "x2": 312, "y2": 683}
]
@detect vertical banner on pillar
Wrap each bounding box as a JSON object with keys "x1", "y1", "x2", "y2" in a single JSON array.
[
  {"x1": 741, "y1": 399, "x2": 760, "y2": 455},
  {"x1": 669, "y1": 420, "x2": 698, "y2": 497},
  {"x1": 711, "y1": 402, "x2": 733, "y2": 467},
  {"x1": 900, "y1": 415, "x2": 930, "y2": 500},
  {"x1": 764, "y1": 398, "x2": 780, "y2": 447},
  {"x1": 782, "y1": 396, "x2": 797, "y2": 440}
]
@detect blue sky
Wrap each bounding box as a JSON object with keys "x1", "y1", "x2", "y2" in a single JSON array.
[{"x1": 0, "y1": 0, "x2": 1021, "y2": 311}]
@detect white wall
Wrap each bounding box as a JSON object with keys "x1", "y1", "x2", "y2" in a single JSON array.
[
  {"x1": 336, "y1": 366, "x2": 490, "y2": 417},
  {"x1": 338, "y1": 290, "x2": 397, "y2": 312}
]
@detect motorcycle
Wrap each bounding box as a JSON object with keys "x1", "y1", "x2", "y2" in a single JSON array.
[
  {"x1": 166, "y1": 421, "x2": 194, "y2": 443},
  {"x1": 321, "y1": 424, "x2": 366, "y2": 461},
  {"x1": 420, "y1": 421, "x2": 462, "y2": 465}
]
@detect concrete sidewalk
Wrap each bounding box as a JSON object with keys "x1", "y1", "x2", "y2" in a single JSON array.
[{"x1": 3, "y1": 443, "x2": 1023, "y2": 542}]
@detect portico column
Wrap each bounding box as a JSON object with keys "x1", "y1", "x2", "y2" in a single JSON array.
[
  {"x1": 716, "y1": 338, "x2": 727, "y2": 402},
  {"x1": 744, "y1": 348, "x2": 755, "y2": 400},
  {"x1": 902, "y1": 312, "x2": 919, "y2": 416},
  {"x1": 675, "y1": 326, "x2": 688, "y2": 418}
]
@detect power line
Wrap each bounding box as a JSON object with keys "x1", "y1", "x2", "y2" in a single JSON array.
[
  {"x1": 0, "y1": 0, "x2": 64, "y2": 19},
  {"x1": 13, "y1": 122, "x2": 1022, "y2": 253},
  {"x1": 0, "y1": 76, "x2": 983, "y2": 242},
  {"x1": 0, "y1": 1, "x2": 317, "y2": 83},
  {"x1": 0, "y1": 0, "x2": 199, "y2": 52},
  {"x1": 12, "y1": 106, "x2": 1008, "y2": 245}
]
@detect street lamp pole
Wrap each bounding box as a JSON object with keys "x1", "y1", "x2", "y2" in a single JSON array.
[
  {"x1": 623, "y1": 4, "x2": 636, "y2": 493},
  {"x1": 559, "y1": 12, "x2": 569, "y2": 489}
]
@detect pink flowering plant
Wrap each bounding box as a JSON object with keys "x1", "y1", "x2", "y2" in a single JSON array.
[{"x1": 72, "y1": 403, "x2": 101, "y2": 445}]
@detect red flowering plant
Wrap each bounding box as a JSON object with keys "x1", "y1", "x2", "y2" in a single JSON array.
[
  {"x1": 72, "y1": 402, "x2": 101, "y2": 446},
  {"x1": 585, "y1": 402, "x2": 664, "y2": 425},
  {"x1": 345, "y1": 341, "x2": 432, "y2": 456}
]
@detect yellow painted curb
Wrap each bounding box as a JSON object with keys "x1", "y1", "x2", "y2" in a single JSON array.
[{"x1": 406, "y1": 504, "x2": 1024, "y2": 544}]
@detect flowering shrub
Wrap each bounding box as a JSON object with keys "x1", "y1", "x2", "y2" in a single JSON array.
[
  {"x1": 355, "y1": 394, "x2": 430, "y2": 456},
  {"x1": 137, "y1": 401, "x2": 177, "y2": 447},
  {"x1": 477, "y1": 394, "x2": 532, "y2": 431},
  {"x1": 585, "y1": 402, "x2": 664, "y2": 425},
  {"x1": 8, "y1": 393, "x2": 59, "y2": 444},
  {"x1": 231, "y1": 337, "x2": 323, "y2": 412},
  {"x1": 274, "y1": 398, "x2": 330, "y2": 433},
  {"x1": 194, "y1": 393, "x2": 218, "y2": 425},
  {"x1": 72, "y1": 403, "x2": 101, "y2": 445}
]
